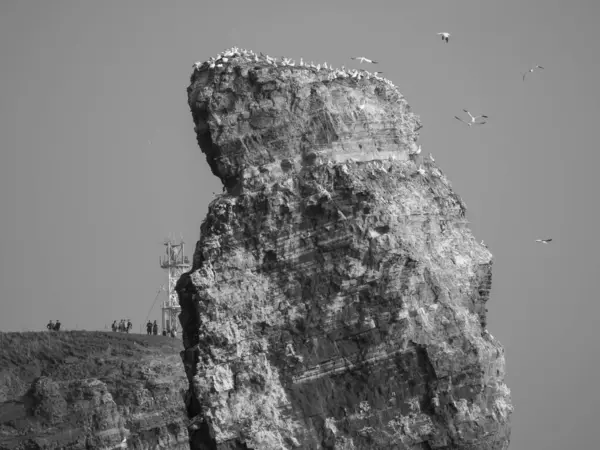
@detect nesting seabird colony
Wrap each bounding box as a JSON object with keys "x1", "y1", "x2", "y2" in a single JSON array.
[
  {"x1": 191, "y1": 47, "x2": 406, "y2": 106},
  {"x1": 191, "y1": 46, "x2": 552, "y2": 245}
]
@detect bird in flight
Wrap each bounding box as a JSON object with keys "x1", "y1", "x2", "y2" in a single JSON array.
[
  {"x1": 437, "y1": 32, "x2": 451, "y2": 43},
  {"x1": 350, "y1": 56, "x2": 378, "y2": 64},
  {"x1": 535, "y1": 238, "x2": 552, "y2": 244},
  {"x1": 455, "y1": 109, "x2": 488, "y2": 127},
  {"x1": 523, "y1": 65, "x2": 545, "y2": 81}
]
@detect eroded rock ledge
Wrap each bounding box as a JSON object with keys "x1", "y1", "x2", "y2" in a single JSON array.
[{"x1": 177, "y1": 48, "x2": 512, "y2": 449}]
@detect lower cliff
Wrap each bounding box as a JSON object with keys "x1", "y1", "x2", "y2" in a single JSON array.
[
  {"x1": 0, "y1": 331, "x2": 189, "y2": 450},
  {"x1": 177, "y1": 47, "x2": 512, "y2": 449}
]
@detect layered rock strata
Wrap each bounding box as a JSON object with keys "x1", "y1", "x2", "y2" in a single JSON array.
[
  {"x1": 0, "y1": 331, "x2": 189, "y2": 450},
  {"x1": 177, "y1": 47, "x2": 512, "y2": 449}
]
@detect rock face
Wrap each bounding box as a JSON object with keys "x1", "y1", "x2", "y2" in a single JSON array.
[
  {"x1": 178, "y1": 48, "x2": 512, "y2": 449},
  {"x1": 0, "y1": 331, "x2": 189, "y2": 450}
]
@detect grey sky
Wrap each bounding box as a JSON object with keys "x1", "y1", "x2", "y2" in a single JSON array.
[{"x1": 1, "y1": 0, "x2": 599, "y2": 448}]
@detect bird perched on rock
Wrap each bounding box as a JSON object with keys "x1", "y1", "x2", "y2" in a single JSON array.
[
  {"x1": 535, "y1": 238, "x2": 552, "y2": 244},
  {"x1": 408, "y1": 144, "x2": 421, "y2": 156},
  {"x1": 523, "y1": 65, "x2": 544, "y2": 81},
  {"x1": 437, "y1": 32, "x2": 451, "y2": 43},
  {"x1": 350, "y1": 56, "x2": 378, "y2": 64},
  {"x1": 428, "y1": 152, "x2": 435, "y2": 162},
  {"x1": 455, "y1": 109, "x2": 488, "y2": 127},
  {"x1": 417, "y1": 165, "x2": 426, "y2": 176}
]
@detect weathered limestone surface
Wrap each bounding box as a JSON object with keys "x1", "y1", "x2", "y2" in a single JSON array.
[
  {"x1": 177, "y1": 49, "x2": 512, "y2": 449},
  {"x1": 0, "y1": 331, "x2": 189, "y2": 450}
]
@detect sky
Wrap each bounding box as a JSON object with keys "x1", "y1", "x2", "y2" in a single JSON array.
[{"x1": 1, "y1": 0, "x2": 599, "y2": 448}]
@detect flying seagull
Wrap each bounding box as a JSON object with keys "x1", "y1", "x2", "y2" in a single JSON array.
[
  {"x1": 523, "y1": 65, "x2": 545, "y2": 81},
  {"x1": 455, "y1": 109, "x2": 488, "y2": 127},
  {"x1": 350, "y1": 56, "x2": 378, "y2": 64},
  {"x1": 535, "y1": 238, "x2": 552, "y2": 244},
  {"x1": 437, "y1": 32, "x2": 451, "y2": 43}
]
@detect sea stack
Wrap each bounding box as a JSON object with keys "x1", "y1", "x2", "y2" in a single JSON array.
[{"x1": 178, "y1": 47, "x2": 512, "y2": 449}]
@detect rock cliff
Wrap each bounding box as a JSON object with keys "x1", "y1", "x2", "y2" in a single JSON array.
[
  {"x1": 177, "y1": 47, "x2": 512, "y2": 449},
  {"x1": 0, "y1": 331, "x2": 189, "y2": 450}
]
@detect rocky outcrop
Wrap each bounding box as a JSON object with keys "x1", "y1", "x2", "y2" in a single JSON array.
[
  {"x1": 0, "y1": 331, "x2": 189, "y2": 450},
  {"x1": 178, "y1": 48, "x2": 512, "y2": 449}
]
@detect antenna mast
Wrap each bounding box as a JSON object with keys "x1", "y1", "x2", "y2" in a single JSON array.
[{"x1": 159, "y1": 234, "x2": 191, "y2": 334}]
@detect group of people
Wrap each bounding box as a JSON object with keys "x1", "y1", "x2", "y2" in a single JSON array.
[
  {"x1": 112, "y1": 319, "x2": 132, "y2": 333},
  {"x1": 146, "y1": 320, "x2": 178, "y2": 337},
  {"x1": 44, "y1": 318, "x2": 178, "y2": 336},
  {"x1": 46, "y1": 320, "x2": 61, "y2": 331}
]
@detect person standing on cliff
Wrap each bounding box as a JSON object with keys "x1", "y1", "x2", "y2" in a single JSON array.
[
  {"x1": 47, "y1": 320, "x2": 54, "y2": 331},
  {"x1": 53, "y1": 320, "x2": 61, "y2": 331},
  {"x1": 111, "y1": 320, "x2": 117, "y2": 332},
  {"x1": 146, "y1": 320, "x2": 152, "y2": 335},
  {"x1": 126, "y1": 319, "x2": 132, "y2": 333},
  {"x1": 152, "y1": 320, "x2": 158, "y2": 335}
]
